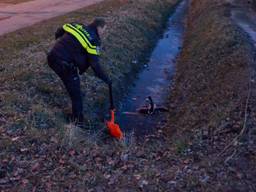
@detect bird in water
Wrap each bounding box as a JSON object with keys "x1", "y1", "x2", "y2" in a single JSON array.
[
  {"x1": 123, "y1": 96, "x2": 169, "y2": 115},
  {"x1": 136, "y1": 96, "x2": 156, "y2": 114}
]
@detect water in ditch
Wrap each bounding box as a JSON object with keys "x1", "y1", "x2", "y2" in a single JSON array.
[
  {"x1": 116, "y1": 0, "x2": 189, "y2": 138},
  {"x1": 232, "y1": 9, "x2": 256, "y2": 47}
]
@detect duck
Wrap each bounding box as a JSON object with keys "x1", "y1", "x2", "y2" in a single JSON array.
[{"x1": 136, "y1": 96, "x2": 169, "y2": 115}]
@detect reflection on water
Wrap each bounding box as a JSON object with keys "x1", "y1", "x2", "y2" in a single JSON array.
[{"x1": 117, "y1": 0, "x2": 189, "y2": 137}]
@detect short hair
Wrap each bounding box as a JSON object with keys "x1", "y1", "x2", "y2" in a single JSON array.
[{"x1": 89, "y1": 18, "x2": 106, "y2": 28}]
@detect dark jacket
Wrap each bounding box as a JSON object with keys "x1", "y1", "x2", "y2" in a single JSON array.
[{"x1": 50, "y1": 23, "x2": 110, "y2": 84}]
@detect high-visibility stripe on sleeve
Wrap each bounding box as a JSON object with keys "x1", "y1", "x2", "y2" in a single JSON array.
[
  {"x1": 65, "y1": 24, "x2": 96, "y2": 49},
  {"x1": 63, "y1": 24, "x2": 99, "y2": 55}
]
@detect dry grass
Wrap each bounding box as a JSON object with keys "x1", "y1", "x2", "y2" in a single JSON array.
[
  {"x1": 0, "y1": 0, "x2": 181, "y2": 191},
  {"x1": 0, "y1": 0, "x2": 178, "y2": 142},
  {"x1": 166, "y1": 0, "x2": 256, "y2": 190},
  {"x1": 168, "y1": 0, "x2": 252, "y2": 142}
]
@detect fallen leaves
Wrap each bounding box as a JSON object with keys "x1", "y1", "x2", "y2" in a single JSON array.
[
  {"x1": 11, "y1": 136, "x2": 20, "y2": 141},
  {"x1": 139, "y1": 179, "x2": 149, "y2": 188},
  {"x1": 20, "y1": 148, "x2": 29, "y2": 153},
  {"x1": 31, "y1": 162, "x2": 40, "y2": 172}
]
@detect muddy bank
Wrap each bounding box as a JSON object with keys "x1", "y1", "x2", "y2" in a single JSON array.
[{"x1": 166, "y1": 0, "x2": 256, "y2": 190}]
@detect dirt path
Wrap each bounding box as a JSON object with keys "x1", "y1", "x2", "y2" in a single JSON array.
[{"x1": 0, "y1": 0, "x2": 104, "y2": 36}]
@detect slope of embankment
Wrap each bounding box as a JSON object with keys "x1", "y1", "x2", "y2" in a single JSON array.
[
  {"x1": 166, "y1": 0, "x2": 256, "y2": 190},
  {"x1": 0, "y1": 0, "x2": 178, "y2": 137},
  {"x1": 0, "y1": 0, "x2": 181, "y2": 191}
]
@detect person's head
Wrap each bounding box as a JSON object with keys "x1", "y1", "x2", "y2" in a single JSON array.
[{"x1": 89, "y1": 18, "x2": 106, "y2": 36}]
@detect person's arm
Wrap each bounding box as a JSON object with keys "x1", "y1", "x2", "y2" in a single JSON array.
[
  {"x1": 55, "y1": 27, "x2": 65, "y2": 40},
  {"x1": 87, "y1": 54, "x2": 111, "y2": 85}
]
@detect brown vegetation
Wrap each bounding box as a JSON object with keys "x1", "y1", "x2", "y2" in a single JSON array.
[
  {"x1": 0, "y1": 0, "x2": 255, "y2": 191},
  {"x1": 0, "y1": 0, "x2": 177, "y2": 141},
  {"x1": 0, "y1": 0, "x2": 180, "y2": 191},
  {"x1": 166, "y1": 0, "x2": 256, "y2": 190}
]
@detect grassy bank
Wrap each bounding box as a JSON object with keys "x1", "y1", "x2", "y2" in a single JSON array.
[
  {"x1": 166, "y1": 0, "x2": 256, "y2": 190},
  {"x1": 0, "y1": 0, "x2": 178, "y2": 138},
  {"x1": 0, "y1": 0, "x2": 182, "y2": 191}
]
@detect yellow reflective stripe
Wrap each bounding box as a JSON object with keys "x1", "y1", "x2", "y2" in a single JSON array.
[
  {"x1": 63, "y1": 24, "x2": 98, "y2": 55},
  {"x1": 74, "y1": 24, "x2": 92, "y2": 39},
  {"x1": 63, "y1": 24, "x2": 96, "y2": 49},
  {"x1": 67, "y1": 24, "x2": 96, "y2": 48}
]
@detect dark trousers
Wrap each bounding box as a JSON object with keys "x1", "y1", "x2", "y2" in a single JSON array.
[{"x1": 47, "y1": 52, "x2": 84, "y2": 123}]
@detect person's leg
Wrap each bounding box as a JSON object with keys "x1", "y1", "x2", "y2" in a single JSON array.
[
  {"x1": 47, "y1": 52, "x2": 84, "y2": 124},
  {"x1": 62, "y1": 69, "x2": 84, "y2": 124},
  {"x1": 47, "y1": 52, "x2": 66, "y2": 79}
]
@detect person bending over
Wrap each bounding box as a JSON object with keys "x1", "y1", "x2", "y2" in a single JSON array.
[{"x1": 47, "y1": 18, "x2": 111, "y2": 126}]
